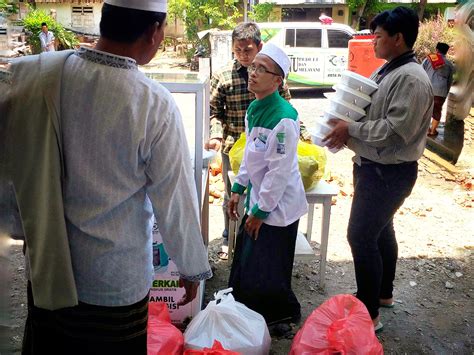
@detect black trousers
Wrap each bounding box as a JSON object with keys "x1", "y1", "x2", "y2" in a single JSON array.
[
  {"x1": 229, "y1": 215, "x2": 300, "y2": 324},
  {"x1": 22, "y1": 282, "x2": 148, "y2": 355},
  {"x1": 347, "y1": 160, "x2": 417, "y2": 319}
]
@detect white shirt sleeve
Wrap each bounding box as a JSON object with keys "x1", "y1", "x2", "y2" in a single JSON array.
[{"x1": 144, "y1": 98, "x2": 211, "y2": 281}]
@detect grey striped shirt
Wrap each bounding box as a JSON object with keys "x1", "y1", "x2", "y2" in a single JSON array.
[{"x1": 347, "y1": 62, "x2": 433, "y2": 165}]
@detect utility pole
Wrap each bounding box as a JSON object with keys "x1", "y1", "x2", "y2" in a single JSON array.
[{"x1": 244, "y1": 0, "x2": 248, "y2": 22}]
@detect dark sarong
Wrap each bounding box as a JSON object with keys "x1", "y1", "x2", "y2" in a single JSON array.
[
  {"x1": 22, "y1": 282, "x2": 148, "y2": 355},
  {"x1": 228, "y1": 215, "x2": 300, "y2": 324},
  {"x1": 432, "y1": 95, "x2": 446, "y2": 121}
]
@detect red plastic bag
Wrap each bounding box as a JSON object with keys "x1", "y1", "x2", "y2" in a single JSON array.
[
  {"x1": 290, "y1": 294, "x2": 383, "y2": 355},
  {"x1": 184, "y1": 340, "x2": 240, "y2": 354},
  {"x1": 147, "y1": 302, "x2": 184, "y2": 355}
]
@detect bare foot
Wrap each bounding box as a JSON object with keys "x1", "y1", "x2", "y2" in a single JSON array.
[{"x1": 372, "y1": 315, "x2": 380, "y2": 327}]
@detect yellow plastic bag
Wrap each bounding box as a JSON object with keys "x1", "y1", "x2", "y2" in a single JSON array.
[
  {"x1": 228, "y1": 133, "x2": 326, "y2": 191},
  {"x1": 297, "y1": 141, "x2": 326, "y2": 191},
  {"x1": 229, "y1": 133, "x2": 246, "y2": 175}
]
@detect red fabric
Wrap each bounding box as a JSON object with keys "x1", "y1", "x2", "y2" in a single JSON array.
[
  {"x1": 427, "y1": 53, "x2": 446, "y2": 70},
  {"x1": 290, "y1": 294, "x2": 383, "y2": 355},
  {"x1": 147, "y1": 302, "x2": 184, "y2": 355},
  {"x1": 184, "y1": 340, "x2": 241, "y2": 354}
]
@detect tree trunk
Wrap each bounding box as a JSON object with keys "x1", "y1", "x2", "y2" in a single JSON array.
[
  {"x1": 418, "y1": 0, "x2": 428, "y2": 20},
  {"x1": 351, "y1": 1, "x2": 367, "y2": 30}
]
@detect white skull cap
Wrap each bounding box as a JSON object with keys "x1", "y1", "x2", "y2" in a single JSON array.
[
  {"x1": 259, "y1": 42, "x2": 291, "y2": 77},
  {"x1": 104, "y1": 0, "x2": 167, "y2": 13}
]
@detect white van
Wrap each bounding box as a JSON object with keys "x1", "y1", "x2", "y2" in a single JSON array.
[{"x1": 258, "y1": 22, "x2": 355, "y2": 88}]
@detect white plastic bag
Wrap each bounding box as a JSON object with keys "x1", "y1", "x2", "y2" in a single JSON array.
[{"x1": 184, "y1": 288, "x2": 271, "y2": 355}]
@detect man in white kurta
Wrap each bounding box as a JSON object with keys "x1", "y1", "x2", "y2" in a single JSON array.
[
  {"x1": 7, "y1": 1, "x2": 211, "y2": 353},
  {"x1": 228, "y1": 43, "x2": 307, "y2": 326}
]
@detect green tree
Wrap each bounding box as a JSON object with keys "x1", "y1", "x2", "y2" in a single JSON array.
[
  {"x1": 249, "y1": 3, "x2": 277, "y2": 22},
  {"x1": 170, "y1": 0, "x2": 239, "y2": 61},
  {"x1": 167, "y1": 0, "x2": 188, "y2": 23},
  {"x1": 414, "y1": 15, "x2": 456, "y2": 62},
  {"x1": 0, "y1": 0, "x2": 18, "y2": 16},
  {"x1": 348, "y1": 0, "x2": 380, "y2": 30},
  {"x1": 184, "y1": 0, "x2": 239, "y2": 42},
  {"x1": 168, "y1": 0, "x2": 239, "y2": 44},
  {"x1": 22, "y1": 7, "x2": 78, "y2": 53}
]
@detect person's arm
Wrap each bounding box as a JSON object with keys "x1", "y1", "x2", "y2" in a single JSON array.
[
  {"x1": 348, "y1": 75, "x2": 431, "y2": 147},
  {"x1": 231, "y1": 116, "x2": 251, "y2": 194},
  {"x1": 208, "y1": 73, "x2": 225, "y2": 151},
  {"x1": 421, "y1": 58, "x2": 429, "y2": 72},
  {"x1": 279, "y1": 82, "x2": 291, "y2": 101},
  {"x1": 144, "y1": 99, "x2": 212, "y2": 289},
  {"x1": 325, "y1": 74, "x2": 432, "y2": 150},
  {"x1": 299, "y1": 120, "x2": 312, "y2": 142}
]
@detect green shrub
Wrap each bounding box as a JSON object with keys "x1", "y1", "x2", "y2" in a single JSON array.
[
  {"x1": 414, "y1": 15, "x2": 456, "y2": 62},
  {"x1": 0, "y1": 0, "x2": 18, "y2": 16},
  {"x1": 22, "y1": 7, "x2": 78, "y2": 54}
]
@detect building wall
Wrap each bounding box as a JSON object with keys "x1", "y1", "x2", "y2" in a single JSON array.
[
  {"x1": 36, "y1": 3, "x2": 102, "y2": 35},
  {"x1": 332, "y1": 4, "x2": 349, "y2": 24}
]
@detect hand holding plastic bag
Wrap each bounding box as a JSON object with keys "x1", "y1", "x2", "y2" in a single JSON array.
[
  {"x1": 147, "y1": 302, "x2": 184, "y2": 355},
  {"x1": 290, "y1": 294, "x2": 383, "y2": 355},
  {"x1": 184, "y1": 288, "x2": 271, "y2": 355}
]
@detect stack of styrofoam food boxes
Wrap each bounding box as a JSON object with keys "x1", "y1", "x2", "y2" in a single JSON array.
[{"x1": 310, "y1": 70, "x2": 379, "y2": 153}]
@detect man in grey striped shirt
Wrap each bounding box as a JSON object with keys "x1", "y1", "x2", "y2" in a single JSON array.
[{"x1": 324, "y1": 7, "x2": 433, "y2": 333}]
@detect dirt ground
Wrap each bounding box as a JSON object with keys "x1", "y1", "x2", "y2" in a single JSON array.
[
  {"x1": 3, "y1": 115, "x2": 473, "y2": 354},
  {"x1": 204, "y1": 117, "x2": 474, "y2": 354}
]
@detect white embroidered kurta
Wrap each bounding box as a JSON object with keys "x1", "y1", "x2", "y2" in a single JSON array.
[{"x1": 60, "y1": 48, "x2": 211, "y2": 306}]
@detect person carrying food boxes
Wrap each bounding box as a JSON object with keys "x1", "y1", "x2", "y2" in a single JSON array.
[{"x1": 323, "y1": 6, "x2": 433, "y2": 333}]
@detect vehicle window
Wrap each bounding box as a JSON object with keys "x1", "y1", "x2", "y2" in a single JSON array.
[
  {"x1": 327, "y1": 30, "x2": 352, "y2": 48},
  {"x1": 295, "y1": 29, "x2": 322, "y2": 48},
  {"x1": 285, "y1": 29, "x2": 295, "y2": 47}
]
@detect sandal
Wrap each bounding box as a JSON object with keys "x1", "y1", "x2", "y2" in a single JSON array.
[
  {"x1": 379, "y1": 298, "x2": 395, "y2": 308},
  {"x1": 217, "y1": 251, "x2": 228, "y2": 260},
  {"x1": 427, "y1": 130, "x2": 439, "y2": 137},
  {"x1": 374, "y1": 321, "x2": 384, "y2": 333}
]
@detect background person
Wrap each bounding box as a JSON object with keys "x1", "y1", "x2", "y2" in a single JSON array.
[
  {"x1": 228, "y1": 43, "x2": 308, "y2": 328},
  {"x1": 422, "y1": 42, "x2": 454, "y2": 136},
  {"x1": 323, "y1": 6, "x2": 433, "y2": 333},
  {"x1": 7, "y1": 1, "x2": 212, "y2": 353},
  {"x1": 39, "y1": 22, "x2": 55, "y2": 52}
]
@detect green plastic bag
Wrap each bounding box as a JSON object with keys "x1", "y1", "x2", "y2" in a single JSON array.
[{"x1": 228, "y1": 133, "x2": 326, "y2": 191}]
